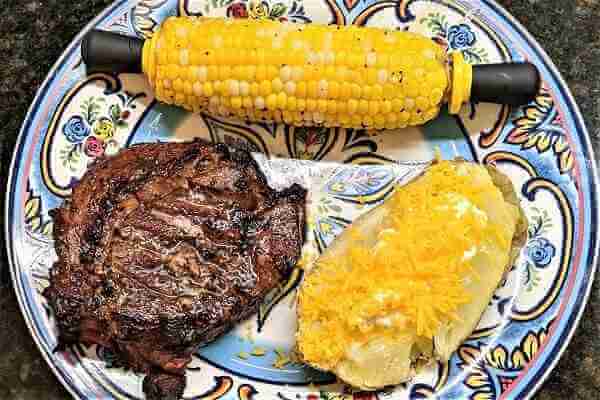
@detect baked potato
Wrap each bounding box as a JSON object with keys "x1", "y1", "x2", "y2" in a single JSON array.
[{"x1": 296, "y1": 160, "x2": 527, "y2": 389}]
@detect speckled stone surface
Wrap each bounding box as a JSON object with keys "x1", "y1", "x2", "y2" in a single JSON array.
[{"x1": 0, "y1": 0, "x2": 598, "y2": 399}]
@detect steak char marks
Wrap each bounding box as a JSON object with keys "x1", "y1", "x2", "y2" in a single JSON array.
[{"x1": 44, "y1": 140, "x2": 306, "y2": 399}]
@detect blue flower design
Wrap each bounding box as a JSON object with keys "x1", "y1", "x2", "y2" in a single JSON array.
[
  {"x1": 62, "y1": 115, "x2": 90, "y2": 143},
  {"x1": 527, "y1": 237, "x2": 556, "y2": 268},
  {"x1": 447, "y1": 24, "x2": 476, "y2": 50}
]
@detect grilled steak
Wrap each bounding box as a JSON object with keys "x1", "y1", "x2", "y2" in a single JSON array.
[{"x1": 43, "y1": 140, "x2": 306, "y2": 399}]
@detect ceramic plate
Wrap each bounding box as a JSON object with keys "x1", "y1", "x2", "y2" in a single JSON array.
[{"x1": 6, "y1": 0, "x2": 599, "y2": 399}]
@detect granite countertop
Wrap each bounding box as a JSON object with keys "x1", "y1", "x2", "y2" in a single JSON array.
[{"x1": 0, "y1": 0, "x2": 598, "y2": 399}]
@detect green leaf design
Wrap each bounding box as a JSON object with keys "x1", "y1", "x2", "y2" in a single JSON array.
[
  {"x1": 421, "y1": 12, "x2": 448, "y2": 37},
  {"x1": 24, "y1": 198, "x2": 40, "y2": 221},
  {"x1": 81, "y1": 96, "x2": 103, "y2": 124},
  {"x1": 270, "y1": 3, "x2": 286, "y2": 18},
  {"x1": 42, "y1": 221, "x2": 54, "y2": 237},
  {"x1": 109, "y1": 104, "x2": 122, "y2": 123}
]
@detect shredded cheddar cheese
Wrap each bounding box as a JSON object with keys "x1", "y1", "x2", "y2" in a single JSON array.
[{"x1": 297, "y1": 161, "x2": 515, "y2": 369}]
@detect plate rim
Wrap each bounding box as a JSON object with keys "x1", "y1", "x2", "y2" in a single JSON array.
[
  {"x1": 478, "y1": 0, "x2": 600, "y2": 397},
  {"x1": 4, "y1": 2, "x2": 137, "y2": 399},
  {"x1": 4, "y1": 0, "x2": 599, "y2": 399}
]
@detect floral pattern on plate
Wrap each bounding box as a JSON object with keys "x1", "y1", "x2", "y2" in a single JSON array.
[{"x1": 6, "y1": 0, "x2": 598, "y2": 399}]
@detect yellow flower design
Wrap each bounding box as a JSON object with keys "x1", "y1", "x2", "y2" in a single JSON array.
[
  {"x1": 93, "y1": 117, "x2": 115, "y2": 140},
  {"x1": 249, "y1": 2, "x2": 269, "y2": 18},
  {"x1": 319, "y1": 221, "x2": 333, "y2": 234},
  {"x1": 329, "y1": 182, "x2": 346, "y2": 193},
  {"x1": 507, "y1": 87, "x2": 573, "y2": 173}
]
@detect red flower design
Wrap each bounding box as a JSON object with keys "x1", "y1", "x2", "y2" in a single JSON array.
[
  {"x1": 227, "y1": 3, "x2": 248, "y2": 18},
  {"x1": 84, "y1": 136, "x2": 105, "y2": 158}
]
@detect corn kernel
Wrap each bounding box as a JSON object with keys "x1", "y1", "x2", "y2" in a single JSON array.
[
  {"x1": 183, "y1": 80, "x2": 192, "y2": 95},
  {"x1": 227, "y1": 80, "x2": 239, "y2": 96},
  {"x1": 367, "y1": 68, "x2": 378, "y2": 85},
  {"x1": 325, "y1": 66, "x2": 337, "y2": 81},
  {"x1": 306, "y1": 99, "x2": 317, "y2": 111},
  {"x1": 213, "y1": 81, "x2": 223, "y2": 95},
  {"x1": 406, "y1": 80, "x2": 419, "y2": 98},
  {"x1": 327, "y1": 100, "x2": 337, "y2": 114},
  {"x1": 368, "y1": 101, "x2": 380, "y2": 114},
  {"x1": 197, "y1": 66, "x2": 208, "y2": 82},
  {"x1": 277, "y1": 92, "x2": 287, "y2": 109},
  {"x1": 244, "y1": 65, "x2": 256, "y2": 81},
  {"x1": 366, "y1": 52, "x2": 376, "y2": 67},
  {"x1": 256, "y1": 65, "x2": 267, "y2": 81},
  {"x1": 266, "y1": 94, "x2": 277, "y2": 110},
  {"x1": 308, "y1": 81, "x2": 318, "y2": 98},
  {"x1": 376, "y1": 53, "x2": 389, "y2": 69},
  {"x1": 233, "y1": 65, "x2": 245, "y2": 80},
  {"x1": 267, "y1": 65, "x2": 278, "y2": 80},
  {"x1": 351, "y1": 84, "x2": 361, "y2": 99},
  {"x1": 255, "y1": 96, "x2": 266, "y2": 109},
  {"x1": 381, "y1": 100, "x2": 392, "y2": 113},
  {"x1": 288, "y1": 96, "x2": 297, "y2": 111},
  {"x1": 340, "y1": 82, "x2": 351, "y2": 99},
  {"x1": 231, "y1": 96, "x2": 242, "y2": 109},
  {"x1": 260, "y1": 80, "x2": 272, "y2": 97},
  {"x1": 297, "y1": 98, "x2": 306, "y2": 111},
  {"x1": 317, "y1": 99, "x2": 328, "y2": 113},
  {"x1": 173, "y1": 78, "x2": 183, "y2": 92},
  {"x1": 362, "y1": 86, "x2": 372, "y2": 100},
  {"x1": 273, "y1": 78, "x2": 283, "y2": 93},
  {"x1": 372, "y1": 84, "x2": 383, "y2": 100},
  {"x1": 250, "y1": 82, "x2": 260, "y2": 97},
  {"x1": 348, "y1": 99, "x2": 358, "y2": 113},
  {"x1": 209, "y1": 96, "x2": 220, "y2": 108},
  {"x1": 167, "y1": 65, "x2": 179, "y2": 80},
  {"x1": 239, "y1": 81, "x2": 250, "y2": 96},
  {"x1": 207, "y1": 65, "x2": 218, "y2": 80},
  {"x1": 328, "y1": 81, "x2": 340, "y2": 99},
  {"x1": 202, "y1": 82, "x2": 214, "y2": 97},
  {"x1": 283, "y1": 110, "x2": 293, "y2": 123},
  {"x1": 280, "y1": 65, "x2": 292, "y2": 81},
  {"x1": 430, "y1": 88, "x2": 444, "y2": 105},
  {"x1": 358, "y1": 99, "x2": 369, "y2": 114},
  {"x1": 416, "y1": 96, "x2": 429, "y2": 110},
  {"x1": 318, "y1": 80, "x2": 328, "y2": 98},
  {"x1": 193, "y1": 82, "x2": 203, "y2": 96},
  {"x1": 340, "y1": 113, "x2": 350, "y2": 125},
  {"x1": 291, "y1": 66, "x2": 303, "y2": 81},
  {"x1": 295, "y1": 82, "x2": 306, "y2": 98}
]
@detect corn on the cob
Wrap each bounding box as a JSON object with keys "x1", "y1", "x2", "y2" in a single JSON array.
[{"x1": 142, "y1": 16, "x2": 472, "y2": 129}]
